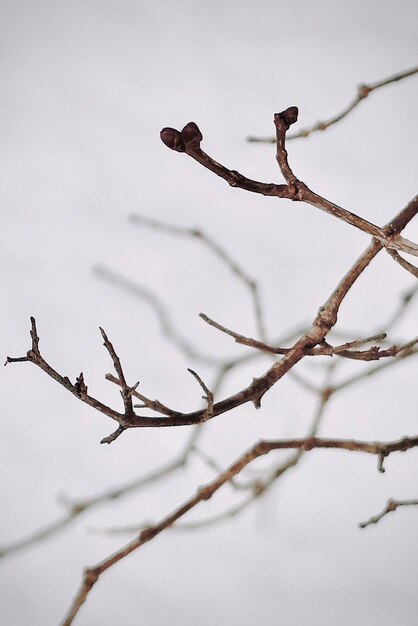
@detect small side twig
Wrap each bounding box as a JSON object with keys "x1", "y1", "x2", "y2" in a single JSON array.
[
  {"x1": 386, "y1": 249, "x2": 418, "y2": 279},
  {"x1": 247, "y1": 66, "x2": 418, "y2": 142},
  {"x1": 200, "y1": 313, "x2": 417, "y2": 361},
  {"x1": 359, "y1": 498, "x2": 418, "y2": 528},
  {"x1": 100, "y1": 327, "x2": 137, "y2": 419},
  {"x1": 5, "y1": 319, "x2": 132, "y2": 432},
  {"x1": 94, "y1": 265, "x2": 222, "y2": 366},
  {"x1": 379, "y1": 283, "x2": 418, "y2": 333},
  {"x1": 60, "y1": 431, "x2": 418, "y2": 625},
  {"x1": 187, "y1": 368, "x2": 214, "y2": 421}
]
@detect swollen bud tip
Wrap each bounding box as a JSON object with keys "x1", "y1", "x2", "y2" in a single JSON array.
[
  {"x1": 160, "y1": 127, "x2": 186, "y2": 152},
  {"x1": 275, "y1": 106, "x2": 299, "y2": 130},
  {"x1": 181, "y1": 122, "x2": 203, "y2": 148}
]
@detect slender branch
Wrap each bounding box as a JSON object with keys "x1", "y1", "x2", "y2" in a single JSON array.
[
  {"x1": 187, "y1": 368, "x2": 214, "y2": 421},
  {"x1": 9, "y1": 306, "x2": 413, "y2": 559},
  {"x1": 5, "y1": 318, "x2": 129, "y2": 428},
  {"x1": 161, "y1": 116, "x2": 418, "y2": 256},
  {"x1": 0, "y1": 427, "x2": 201, "y2": 559},
  {"x1": 93, "y1": 265, "x2": 223, "y2": 366},
  {"x1": 7, "y1": 272, "x2": 414, "y2": 558},
  {"x1": 359, "y1": 498, "x2": 418, "y2": 528},
  {"x1": 6, "y1": 189, "x2": 416, "y2": 442},
  {"x1": 0, "y1": 360, "x2": 237, "y2": 559},
  {"x1": 247, "y1": 66, "x2": 418, "y2": 142},
  {"x1": 331, "y1": 347, "x2": 418, "y2": 393},
  {"x1": 160, "y1": 122, "x2": 289, "y2": 198},
  {"x1": 379, "y1": 283, "x2": 418, "y2": 333},
  {"x1": 0, "y1": 508, "x2": 83, "y2": 559},
  {"x1": 99, "y1": 328, "x2": 138, "y2": 420},
  {"x1": 200, "y1": 313, "x2": 417, "y2": 361},
  {"x1": 6, "y1": 72, "x2": 418, "y2": 626},
  {"x1": 108, "y1": 363, "x2": 336, "y2": 535},
  {"x1": 129, "y1": 214, "x2": 267, "y2": 340},
  {"x1": 170, "y1": 497, "x2": 252, "y2": 530},
  {"x1": 60, "y1": 431, "x2": 418, "y2": 624},
  {"x1": 386, "y1": 249, "x2": 418, "y2": 278}
]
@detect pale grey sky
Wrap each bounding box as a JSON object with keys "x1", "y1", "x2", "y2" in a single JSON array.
[{"x1": 1, "y1": 1, "x2": 417, "y2": 624}]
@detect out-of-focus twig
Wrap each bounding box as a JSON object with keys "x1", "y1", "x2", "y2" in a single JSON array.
[
  {"x1": 93, "y1": 264, "x2": 222, "y2": 366},
  {"x1": 200, "y1": 312, "x2": 418, "y2": 361},
  {"x1": 331, "y1": 347, "x2": 418, "y2": 393},
  {"x1": 99, "y1": 363, "x2": 337, "y2": 535},
  {"x1": 129, "y1": 214, "x2": 267, "y2": 340},
  {"x1": 359, "y1": 498, "x2": 418, "y2": 528},
  {"x1": 6, "y1": 79, "x2": 418, "y2": 624},
  {"x1": 386, "y1": 249, "x2": 418, "y2": 278},
  {"x1": 0, "y1": 431, "x2": 198, "y2": 559},
  {"x1": 247, "y1": 66, "x2": 418, "y2": 142}
]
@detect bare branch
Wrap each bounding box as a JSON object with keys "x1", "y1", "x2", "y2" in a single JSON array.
[
  {"x1": 60, "y1": 431, "x2": 418, "y2": 624},
  {"x1": 174, "y1": 364, "x2": 335, "y2": 530},
  {"x1": 187, "y1": 368, "x2": 214, "y2": 421},
  {"x1": 94, "y1": 265, "x2": 222, "y2": 365},
  {"x1": 6, "y1": 66, "x2": 418, "y2": 626},
  {"x1": 199, "y1": 312, "x2": 285, "y2": 354},
  {"x1": 100, "y1": 425, "x2": 127, "y2": 445},
  {"x1": 160, "y1": 123, "x2": 290, "y2": 198},
  {"x1": 6, "y1": 318, "x2": 129, "y2": 429},
  {"x1": 0, "y1": 428, "x2": 201, "y2": 559},
  {"x1": 247, "y1": 66, "x2": 418, "y2": 142},
  {"x1": 9, "y1": 193, "x2": 416, "y2": 437},
  {"x1": 386, "y1": 249, "x2": 418, "y2": 278},
  {"x1": 161, "y1": 115, "x2": 418, "y2": 256},
  {"x1": 200, "y1": 313, "x2": 417, "y2": 361},
  {"x1": 129, "y1": 214, "x2": 267, "y2": 340},
  {"x1": 332, "y1": 346, "x2": 418, "y2": 393},
  {"x1": 380, "y1": 283, "x2": 418, "y2": 333},
  {"x1": 359, "y1": 498, "x2": 418, "y2": 528},
  {"x1": 100, "y1": 327, "x2": 137, "y2": 419},
  {"x1": 0, "y1": 507, "x2": 84, "y2": 560}
]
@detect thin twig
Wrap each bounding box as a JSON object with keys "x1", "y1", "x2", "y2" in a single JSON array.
[
  {"x1": 331, "y1": 347, "x2": 418, "y2": 393},
  {"x1": 166, "y1": 363, "x2": 336, "y2": 530},
  {"x1": 129, "y1": 215, "x2": 267, "y2": 340},
  {"x1": 9, "y1": 196, "x2": 414, "y2": 436},
  {"x1": 60, "y1": 431, "x2": 418, "y2": 625},
  {"x1": 247, "y1": 66, "x2": 418, "y2": 142},
  {"x1": 386, "y1": 249, "x2": 418, "y2": 278},
  {"x1": 200, "y1": 313, "x2": 417, "y2": 361},
  {"x1": 187, "y1": 368, "x2": 214, "y2": 421},
  {"x1": 0, "y1": 428, "x2": 201, "y2": 559},
  {"x1": 5, "y1": 319, "x2": 131, "y2": 430},
  {"x1": 94, "y1": 265, "x2": 222, "y2": 366},
  {"x1": 359, "y1": 498, "x2": 418, "y2": 528},
  {"x1": 378, "y1": 283, "x2": 418, "y2": 333},
  {"x1": 0, "y1": 366, "x2": 235, "y2": 558}
]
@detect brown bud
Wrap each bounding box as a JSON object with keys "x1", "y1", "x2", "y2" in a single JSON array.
[
  {"x1": 160, "y1": 127, "x2": 186, "y2": 152},
  {"x1": 275, "y1": 106, "x2": 299, "y2": 130},
  {"x1": 181, "y1": 122, "x2": 203, "y2": 148}
]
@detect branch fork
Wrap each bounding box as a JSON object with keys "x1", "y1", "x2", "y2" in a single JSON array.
[{"x1": 161, "y1": 109, "x2": 418, "y2": 260}]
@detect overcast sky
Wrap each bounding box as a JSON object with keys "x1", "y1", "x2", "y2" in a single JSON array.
[{"x1": 1, "y1": 1, "x2": 417, "y2": 625}]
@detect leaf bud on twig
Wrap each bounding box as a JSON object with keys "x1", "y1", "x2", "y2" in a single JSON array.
[
  {"x1": 160, "y1": 127, "x2": 186, "y2": 152},
  {"x1": 181, "y1": 122, "x2": 203, "y2": 148},
  {"x1": 275, "y1": 106, "x2": 299, "y2": 130}
]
